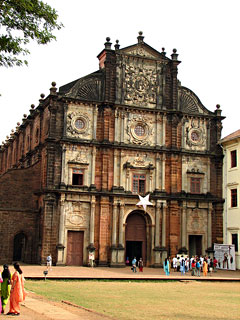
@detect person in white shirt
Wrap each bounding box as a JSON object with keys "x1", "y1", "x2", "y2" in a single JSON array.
[
  {"x1": 46, "y1": 254, "x2": 52, "y2": 270},
  {"x1": 172, "y1": 256, "x2": 178, "y2": 272}
]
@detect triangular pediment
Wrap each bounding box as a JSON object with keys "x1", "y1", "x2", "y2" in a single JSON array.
[{"x1": 120, "y1": 42, "x2": 167, "y2": 60}]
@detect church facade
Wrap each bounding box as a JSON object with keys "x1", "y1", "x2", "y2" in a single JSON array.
[{"x1": 0, "y1": 33, "x2": 224, "y2": 266}]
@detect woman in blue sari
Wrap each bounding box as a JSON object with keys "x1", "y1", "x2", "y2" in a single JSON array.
[{"x1": 163, "y1": 258, "x2": 170, "y2": 276}]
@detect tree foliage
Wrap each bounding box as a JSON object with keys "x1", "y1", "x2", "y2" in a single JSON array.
[{"x1": 0, "y1": 0, "x2": 63, "y2": 67}]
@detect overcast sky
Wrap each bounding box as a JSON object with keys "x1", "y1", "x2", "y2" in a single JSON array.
[{"x1": 0, "y1": 0, "x2": 239, "y2": 144}]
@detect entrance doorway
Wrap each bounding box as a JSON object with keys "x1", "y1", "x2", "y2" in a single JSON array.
[
  {"x1": 189, "y1": 235, "x2": 202, "y2": 257},
  {"x1": 66, "y1": 231, "x2": 84, "y2": 265},
  {"x1": 125, "y1": 211, "x2": 146, "y2": 265},
  {"x1": 13, "y1": 232, "x2": 27, "y2": 262}
]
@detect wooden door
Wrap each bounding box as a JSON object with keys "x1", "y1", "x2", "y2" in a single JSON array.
[
  {"x1": 66, "y1": 231, "x2": 84, "y2": 265},
  {"x1": 125, "y1": 212, "x2": 146, "y2": 264}
]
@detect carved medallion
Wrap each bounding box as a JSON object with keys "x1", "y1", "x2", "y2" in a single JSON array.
[{"x1": 67, "y1": 112, "x2": 90, "y2": 137}]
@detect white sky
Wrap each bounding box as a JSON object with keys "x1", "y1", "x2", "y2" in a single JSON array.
[{"x1": 0, "y1": 0, "x2": 239, "y2": 143}]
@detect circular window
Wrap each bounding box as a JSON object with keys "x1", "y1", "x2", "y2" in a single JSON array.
[
  {"x1": 134, "y1": 125, "x2": 145, "y2": 137},
  {"x1": 75, "y1": 118, "x2": 85, "y2": 130},
  {"x1": 191, "y1": 131, "x2": 200, "y2": 142}
]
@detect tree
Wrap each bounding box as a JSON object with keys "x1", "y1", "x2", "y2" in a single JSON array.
[{"x1": 0, "y1": 0, "x2": 63, "y2": 67}]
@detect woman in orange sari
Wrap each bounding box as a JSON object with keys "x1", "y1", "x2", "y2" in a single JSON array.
[{"x1": 7, "y1": 262, "x2": 26, "y2": 316}]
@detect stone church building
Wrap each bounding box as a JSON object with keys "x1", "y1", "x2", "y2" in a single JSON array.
[{"x1": 0, "y1": 33, "x2": 224, "y2": 266}]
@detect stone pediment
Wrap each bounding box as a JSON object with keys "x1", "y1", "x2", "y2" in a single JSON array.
[
  {"x1": 179, "y1": 87, "x2": 213, "y2": 115},
  {"x1": 120, "y1": 43, "x2": 166, "y2": 60}
]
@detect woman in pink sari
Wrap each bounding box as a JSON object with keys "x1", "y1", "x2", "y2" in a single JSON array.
[{"x1": 7, "y1": 262, "x2": 26, "y2": 316}]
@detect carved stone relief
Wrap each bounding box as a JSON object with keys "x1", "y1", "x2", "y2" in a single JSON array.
[
  {"x1": 69, "y1": 146, "x2": 89, "y2": 164},
  {"x1": 184, "y1": 117, "x2": 207, "y2": 150},
  {"x1": 67, "y1": 111, "x2": 90, "y2": 137},
  {"x1": 123, "y1": 63, "x2": 157, "y2": 106},
  {"x1": 65, "y1": 201, "x2": 89, "y2": 227},
  {"x1": 127, "y1": 113, "x2": 153, "y2": 145},
  {"x1": 187, "y1": 208, "x2": 207, "y2": 233}
]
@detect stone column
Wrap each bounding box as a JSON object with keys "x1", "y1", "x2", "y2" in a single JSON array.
[
  {"x1": 91, "y1": 146, "x2": 96, "y2": 187},
  {"x1": 181, "y1": 202, "x2": 187, "y2": 249},
  {"x1": 57, "y1": 197, "x2": 65, "y2": 265},
  {"x1": 156, "y1": 114, "x2": 160, "y2": 146},
  {"x1": 60, "y1": 144, "x2": 66, "y2": 187},
  {"x1": 155, "y1": 200, "x2": 161, "y2": 247},
  {"x1": 119, "y1": 201, "x2": 124, "y2": 247},
  {"x1": 114, "y1": 108, "x2": 119, "y2": 143},
  {"x1": 162, "y1": 115, "x2": 166, "y2": 145},
  {"x1": 110, "y1": 201, "x2": 119, "y2": 266},
  {"x1": 92, "y1": 107, "x2": 97, "y2": 140},
  {"x1": 160, "y1": 201, "x2": 168, "y2": 264},
  {"x1": 119, "y1": 151, "x2": 124, "y2": 188},
  {"x1": 155, "y1": 155, "x2": 160, "y2": 190},
  {"x1": 113, "y1": 149, "x2": 118, "y2": 187},
  {"x1": 120, "y1": 112, "x2": 125, "y2": 143},
  {"x1": 89, "y1": 196, "x2": 96, "y2": 245},
  {"x1": 112, "y1": 201, "x2": 118, "y2": 247},
  {"x1": 207, "y1": 203, "x2": 212, "y2": 249},
  {"x1": 161, "y1": 154, "x2": 166, "y2": 191},
  {"x1": 126, "y1": 168, "x2": 130, "y2": 191},
  {"x1": 161, "y1": 201, "x2": 167, "y2": 248}
]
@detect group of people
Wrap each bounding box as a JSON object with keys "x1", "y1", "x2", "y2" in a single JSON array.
[
  {"x1": 0, "y1": 262, "x2": 26, "y2": 316},
  {"x1": 127, "y1": 257, "x2": 144, "y2": 272},
  {"x1": 164, "y1": 255, "x2": 218, "y2": 276}
]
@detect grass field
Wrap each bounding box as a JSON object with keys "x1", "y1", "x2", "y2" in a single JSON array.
[{"x1": 25, "y1": 280, "x2": 240, "y2": 320}]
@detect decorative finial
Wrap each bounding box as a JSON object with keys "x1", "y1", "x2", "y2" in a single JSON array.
[
  {"x1": 114, "y1": 39, "x2": 120, "y2": 50},
  {"x1": 216, "y1": 104, "x2": 221, "y2": 109},
  {"x1": 137, "y1": 31, "x2": 144, "y2": 44},
  {"x1": 161, "y1": 47, "x2": 166, "y2": 56},
  {"x1": 11, "y1": 129, "x2": 14, "y2": 133},
  {"x1": 171, "y1": 48, "x2": 178, "y2": 61},
  {"x1": 31, "y1": 104, "x2": 35, "y2": 109},
  {"x1": 23, "y1": 114, "x2": 27, "y2": 118},
  {"x1": 50, "y1": 82, "x2": 57, "y2": 95},
  {"x1": 104, "y1": 37, "x2": 112, "y2": 50},
  {"x1": 17, "y1": 122, "x2": 20, "y2": 126},
  {"x1": 40, "y1": 93, "x2": 45, "y2": 99}
]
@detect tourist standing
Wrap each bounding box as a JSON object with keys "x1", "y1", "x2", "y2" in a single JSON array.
[
  {"x1": 163, "y1": 258, "x2": 170, "y2": 276},
  {"x1": 46, "y1": 254, "x2": 52, "y2": 270},
  {"x1": 172, "y1": 255, "x2": 177, "y2": 272},
  {"x1": 213, "y1": 257, "x2": 218, "y2": 272},
  {"x1": 132, "y1": 257, "x2": 137, "y2": 273},
  {"x1": 191, "y1": 259, "x2": 196, "y2": 276},
  {"x1": 180, "y1": 258, "x2": 185, "y2": 275},
  {"x1": 196, "y1": 259, "x2": 201, "y2": 277},
  {"x1": 138, "y1": 258, "x2": 144, "y2": 272},
  {"x1": 203, "y1": 259, "x2": 208, "y2": 276},
  {"x1": 1, "y1": 264, "x2": 11, "y2": 314},
  {"x1": 7, "y1": 262, "x2": 26, "y2": 316}
]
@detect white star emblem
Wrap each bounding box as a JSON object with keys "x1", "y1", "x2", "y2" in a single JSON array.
[{"x1": 136, "y1": 194, "x2": 153, "y2": 212}]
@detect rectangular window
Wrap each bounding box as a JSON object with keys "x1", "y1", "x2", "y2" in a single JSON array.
[
  {"x1": 72, "y1": 169, "x2": 84, "y2": 186},
  {"x1": 232, "y1": 234, "x2": 238, "y2": 252},
  {"x1": 132, "y1": 174, "x2": 145, "y2": 194},
  {"x1": 231, "y1": 189, "x2": 237, "y2": 207},
  {"x1": 231, "y1": 150, "x2": 237, "y2": 168},
  {"x1": 190, "y1": 177, "x2": 201, "y2": 194}
]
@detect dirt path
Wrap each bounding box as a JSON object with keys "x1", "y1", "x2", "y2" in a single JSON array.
[{"x1": 4, "y1": 292, "x2": 113, "y2": 320}]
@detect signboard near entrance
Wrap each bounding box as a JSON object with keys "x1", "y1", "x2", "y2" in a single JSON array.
[{"x1": 214, "y1": 244, "x2": 236, "y2": 270}]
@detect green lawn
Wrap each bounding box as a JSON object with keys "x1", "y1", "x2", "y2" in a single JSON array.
[{"x1": 25, "y1": 280, "x2": 240, "y2": 320}]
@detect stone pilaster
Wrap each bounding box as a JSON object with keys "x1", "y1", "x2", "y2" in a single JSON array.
[
  {"x1": 57, "y1": 196, "x2": 65, "y2": 265},
  {"x1": 90, "y1": 146, "x2": 96, "y2": 188}
]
